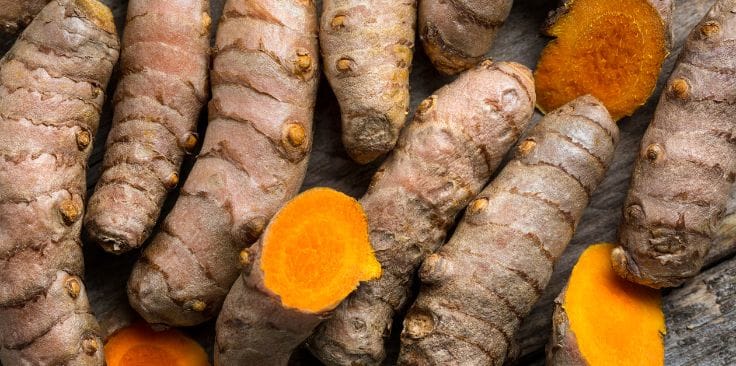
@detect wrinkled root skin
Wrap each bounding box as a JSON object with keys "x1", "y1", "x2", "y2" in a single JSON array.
[
  {"x1": 419, "y1": 0, "x2": 513, "y2": 75},
  {"x1": 615, "y1": 0, "x2": 736, "y2": 289},
  {"x1": 399, "y1": 96, "x2": 618, "y2": 365},
  {"x1": 85, "y1": 0, "x2": 211, "y2": 254},
  {"x1": 308, "y1": 61, "x2": 536, "y2": 366},
  {"x1": 215, "y1": 245, "x2": 325, "y2": 366},
  {"x1": 0, "y1": 0, "x2": 50, "y2": 37},
  {"x1": 127, "y1": 0, "x2": 319, "y2": 327},
  {"x1": 0, "y1": 0, "x2": 119, "y2": 364},
  {"x1": 321, "y1": 0, "x2": 416, "y2": 164}
]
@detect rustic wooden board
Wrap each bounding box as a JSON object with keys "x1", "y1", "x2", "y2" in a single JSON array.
[{"x1": 3, "y1": 0, "x2": 733, "y2": 364}]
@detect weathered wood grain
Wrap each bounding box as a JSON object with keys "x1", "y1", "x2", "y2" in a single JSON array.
[{"x1": 0, "y1": 0, "x2": 733, "y2": 365}]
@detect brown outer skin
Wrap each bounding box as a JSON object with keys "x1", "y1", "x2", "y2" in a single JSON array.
[
  {"x1": 320, "y1": 0, "x2": 416, "y2": 164},
  {"x1": 127, "y1": 0, "x2": 319, "y2": 327},
  {"x1": 419, "y1": 0, "x2": 513, "y2": 76},
  {"x1": 614, "y1": 0, "x2": 736, "y2": 289},
  {"x1": 85, "y1": 0, "x2": 211, "y2": 254},
  {"x1": 215, "y1": 241, "x2": 326, "y2": 366},
  {"x1": 308, "y1": 61, "x2": 536, "y2": 366},
  {"x1": 0, "y1": 0, "x2": 119, "y2": 364},
  {"x1": 399, "y1": 95, "x2": 619, "y2": 366},
  {"x1": 546, "y1": 286, "x2": 588, "y2": 366},
  {"x1": 0, "y1": 0, "x2": 51, "y2": 37}
]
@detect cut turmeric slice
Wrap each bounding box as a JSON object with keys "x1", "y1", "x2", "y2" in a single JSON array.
[
  {"x1": 215, "y1": 187, "x2": 381, "y2": 365},
  {"x1": 548, "y1": 243, "x2": 665, "y2": 366},
  {"x1": 534, "y1": 0, "x2": 670, "y2": 120},
  {"x1": 105, "y1": 321, "x2": 209, "y2": 366}
]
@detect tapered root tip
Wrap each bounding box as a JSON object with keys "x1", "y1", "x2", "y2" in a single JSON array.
[{"x1": 73, "y1": 0, "x2": 116, "y2": 34}]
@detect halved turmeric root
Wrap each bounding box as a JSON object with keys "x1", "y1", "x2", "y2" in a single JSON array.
[
  {"x1": 547, "y1": 243, "x2": 665, "y2": 366},
  {"x1": 215, "y1": 187, "x2": 381, "y2": 365},
  {"x1": 105, "y1": 321, "x2": 209, "y2": 366},
  {"x1": 534, "y1": 0, "x2": 672, "y2": 120}
]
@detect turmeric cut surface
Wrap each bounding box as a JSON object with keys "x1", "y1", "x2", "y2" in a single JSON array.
[
  {"x1": 260, "y1": 187, "x2": 381, "y2": 313},
  {"x1": 105, "y1": 322, "x2": 209, "y2": 366},
  {"x1": 535, "y1": 0, "x2": 669, "y2": 120},
  {"x1": 565, "y1": 243, "x2": 664, "y2": 366}
]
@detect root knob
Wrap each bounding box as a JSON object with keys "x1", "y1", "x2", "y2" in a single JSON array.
[
  {"x1": 59, "y1": 198, "x2": 82, "y2": 225},
  {"x1": 239, "y1": 249, "x2": 251, "y2": 267},
  {"x1": 403, "y1": 310, "x2": 435, "y2": 340},
  {"x1": 286, "y1": 123, "x2": 307, "y2": 147},
  {"x1": 669, "y1": 78, "x2": 690, "y2": 100},
  {"x1": 518, "y1": 139, "x2": 537, "y2": 156},
  {"x1": 81, "y1": 336, "x2": 99, "y2": 356},
  {"x1": 296, "y1": 52, "x2": 312, "y2": 73},
  {"x1": 331, "y1": 15, "x2": 346, "y2": 29},
  {"x1": 185, "y1": 299, "x2": 206, "y2": 312},
  {"x1": 468, "y1": 197, "x2": 489, "y2": 215},
  {"x1": 700, "y1": 21, "x2": 720, "y2": 37},
  {"x1": 417, "y1": 96, "x2": 436, "y2": 115},
  {"x1": 336, "y1": 58, "x2": 354, "y2": 72},
  {"x1": 180, "y1": 133, "x2": 199, "y2": 153},
  {"x1": 243, "y1": 216, "x2": 267, "y2": 242},
  {"x1": 65, "y1": 277, "x2": 81, "y2": 299},
  {"x1": 645, "y1": 143, "x2": 664, "y2": 163},
  {"x1": 164, "y1": 173, "x2": 179, "y2": 190},
  {"x1": 480, "y1": 59, "x2": 494, "y2": 68}
]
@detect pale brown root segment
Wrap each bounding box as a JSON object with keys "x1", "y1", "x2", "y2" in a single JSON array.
[
  {"x1": 399, "y1": 95, "x2": 619, "y2": 366},
  {"x1": 321, "y1": 0, "x2": 415, "y2": 164},
  {"x1": 105, "y1": 321, "x2": 209, "y2": 366},
  {"x1": 0, "y1": 0, "x2": 119, "y2": 364},
  {"x1": 307, "y1": 61, "x2": 536, "y2": 366},
  {"x1": 85, "y1": 0, "x2": 211, "y2": 254},
  {"x1": 419, "y1": 0, "x2": 513, "y2": 75},
  {"x1": 127, "y1": 0, "x2": 319, "y2": 327},
  {"x1": 216, "y1": 188, "x2": 381, "y2": 366},
  {"x1": 615, "y1": 0, "x2": 736, "y2": 288},
  {"x1": 547, "y1": 244, "x2": 665, "y2": 366},
  {"x1": 534, "y1": 0, "x2": 673, "y2": 121},
  {"x1": 0, "y1": 0, "x2": 50, "y2": 36}
]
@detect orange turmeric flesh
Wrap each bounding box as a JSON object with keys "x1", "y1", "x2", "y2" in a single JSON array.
[
  {"x1": 566, "y1": 243, "x2": 665, "y2": 366},
  {"x1": 534, "y1": 0, "x2": 668, "y2": 120},
  {"x1": 105, "y1": 322, "x2": 209, "y2": 366},
  {"x1": 260, "y1": 187, "x2": 381, "y2": 313}
]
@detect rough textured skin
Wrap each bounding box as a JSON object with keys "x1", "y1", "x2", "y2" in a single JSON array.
[
  {"x1": 308, "y1": 61, "x2": 536, "y2": 366},
  {"x1": 614, "y1": 0, "x2": 736, "y2": 289},
  {"x1": 399, "y1": 96, "x2": 619, "y2": 366},
  {"x1": 85, "y1": 0, "x2": 211, "y2": 254},
  {"x1": 0, "y1": 0, "x2": 119, "y2": 364},
  {"x1": 127, "y1": 0, "x2": 319, "y2": 327},
  {"x1": 0, "y1": 0, "x2": 51, "y2": 37},
  {"x1": 320, "y1": 0, "x2": 416, "y2": 164},
  {"x1": 419, "y1": 0, "x2": 513, "y2": 75}
]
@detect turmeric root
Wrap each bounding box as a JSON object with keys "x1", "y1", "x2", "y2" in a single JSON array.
[
  {"x1": 215, "y1": 188, "x2": 381, "y2": 365},
  {"x1": 105, "y1": 321, "x2": 209, "y2": 366},
  {"x1": 534, "y1": 0, "x2": 672, "y2": 120},
  {"x1": 85, "y1": 0, "x2": 211, "y2": 253},
  {"x1": 399, "y1": 95, "x2": 619, "y2": 366},
  {"x1": 0, "y1": 0, "x2": 119, "y2": 364},
  {"x1": 128, "y1": 0, "x2": 319, "y2": 327},
  {"x1": 0, "y1": 0, "x2": 50, "y2": 37},
  {"x1": 308, "y1": 60, "x2": 536, "y2": 366},
  {"x1": 547, "y1": 243, "x2": 665, "y2": 366},
  {"x1": 419, "y1": 0, "x2": 513, "y2": 75},
  {"x1": 614, "y1": 0, "x2": 736, "y2": 288},
  {"x1": 320, "y1": 0, "x2": 415, "y2": 164}
]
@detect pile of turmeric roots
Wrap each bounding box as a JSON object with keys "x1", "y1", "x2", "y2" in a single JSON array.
[{"x1": 0, "y1": 0, "x2": 734, "y2": 365}]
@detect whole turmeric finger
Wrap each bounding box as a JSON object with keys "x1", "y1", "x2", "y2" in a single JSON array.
[
  {"x1": 127, "y1": 0, "x2": 319, "y2": 327},
  {"x1": 321, "y1": 0, "x2": 415, "y2": 164},
  {"x1": 215, "y1": 188, "x2": 381, "y2": 366},
  {"x1": 308, "y1": 60, "x2": 536, "y2": 366},
  {"x1": 0, "y1": 0, "x2": 119, "y2": 364},
  {"x1": 84, "y1": 0, "x2": 211, "y2": 254},
  {"x1": 399, "y1": 95, "x2": 619, "y2": 365},
  {"x1": 614, "y1": 0, "x2": 736, "y2": 288}
]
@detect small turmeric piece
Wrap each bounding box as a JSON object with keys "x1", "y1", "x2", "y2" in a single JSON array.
[
  {"x1": 105, "y1": 321, "x2": 209, "y2": 366},
  {"x1": 614, "y1": 0, "x2": 736, "y2": 288},
  {"x1": 419, "y1": 0, "x2": 513, "y2": 75},
  {"x1": 399, "y1": 95, "x2": 619, "y2": 365},
  {"x1": 215, "y1": 188, "x2": 381, "y2": 365},
  {"x1": 547, "y1": 243, "x2": 665, "y2": 366},
  {"x1": 308, "y1": 60, "x2": 536, "y2": 366},
  {"x1": 534, "y1": 0, "x2": 672, "y2": 120},
  {"x1": 0, "y1": 0, "x2": 50, "y2": 37}
]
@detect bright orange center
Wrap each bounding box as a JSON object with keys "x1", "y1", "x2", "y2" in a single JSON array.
[
  {"x1": 566, "y1": 243, "x2": 665, "y2": 366},
  {"x1": 260, "y1": 187, "x2": 381, "y2": 313},
  {"x1": 535, "y1": 0, "x2": 668, "y2": 120},
  {"x1": 104, "y1": 322, "x2": 209, "y2": 366},
  {"x1": 120, "y1": 345, "x2": 179, "y2": 366}
]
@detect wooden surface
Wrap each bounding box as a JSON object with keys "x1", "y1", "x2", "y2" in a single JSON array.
[{"x1": 3, "y1": 0, "x2": 734, "y2": 364}]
